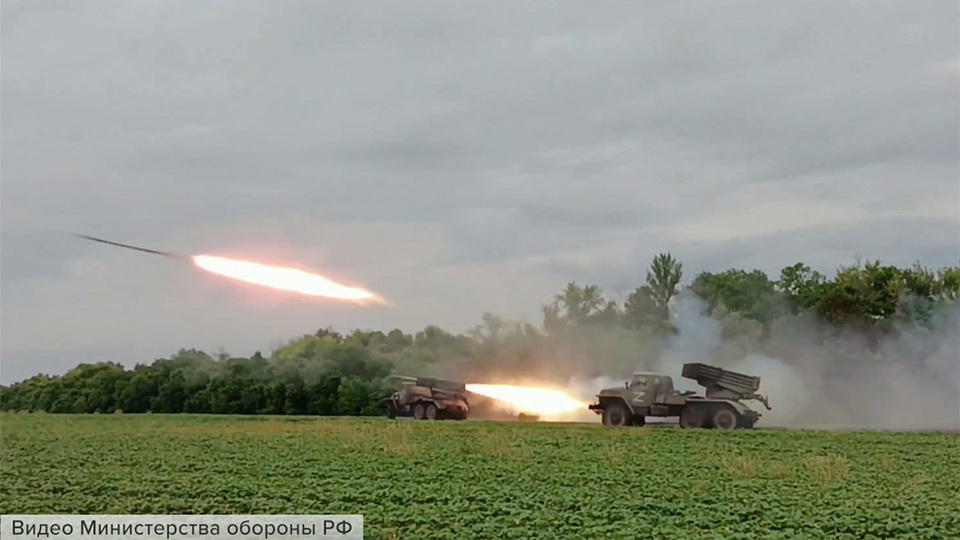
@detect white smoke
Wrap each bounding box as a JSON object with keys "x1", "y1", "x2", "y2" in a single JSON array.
[
  {"x1": 658, "y1": 291, "x2": 722, "y2": 394},
  {"x1": 729, "y1": 353, "x2": 812, "y2": 427},
  {"x1": 655, "y1": 289, "x2": 960, "y2": 431}
]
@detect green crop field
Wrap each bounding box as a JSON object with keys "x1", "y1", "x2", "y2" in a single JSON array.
[{"x1": 1, "y1": 414, "x2": 957, "y2": 539}]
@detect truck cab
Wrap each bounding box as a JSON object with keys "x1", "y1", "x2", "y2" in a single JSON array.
[
  {"x1": 622, "y1": 372, "x2": 689, "y2": 407},
  {"x1": 624, "y1": 372, "x2": 657, "y2": 407},
  {"x1": 589, "y1": 371, "x2": 700, "y2": 426}
]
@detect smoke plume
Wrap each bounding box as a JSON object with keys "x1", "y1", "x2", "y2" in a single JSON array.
[
  {"x1": 454, "y1": 291, "x2": 959, "y2": 431},
  {"x1": 653, "y1": 289, "x2": 960, "y2": 431}
]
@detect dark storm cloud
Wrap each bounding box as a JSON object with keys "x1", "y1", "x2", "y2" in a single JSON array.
[{"x1": 1, "y1": 0, "x2": 957, "y2": 383}]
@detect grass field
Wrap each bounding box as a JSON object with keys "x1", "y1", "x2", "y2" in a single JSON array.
[{"x1": 1, "y1": 413, "x2": 958, "y2": 539}]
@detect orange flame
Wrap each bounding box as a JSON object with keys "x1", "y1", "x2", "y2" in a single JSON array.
[
  {"x1": 191, "y1": 255, "x2": 386, "y2": 304},
  {"x1": 466, "y1": 384, "x2": 587, "y2": 415}
]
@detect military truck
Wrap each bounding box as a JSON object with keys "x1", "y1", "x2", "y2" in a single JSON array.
[
  {"x1": 383, "y1": 376, "x2": 470, "y2": 421},
  {"x1": 587, "y1": 362, "x2": 771, "y2": 429}
]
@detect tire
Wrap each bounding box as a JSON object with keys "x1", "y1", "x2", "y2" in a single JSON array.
[
  {"x1": 712, "y1": 407, "x2": 740, "y2": 430},
  {"x1": 386, "y1": 402, "x2": 397, "y2": 420},
  {"x1": 425, "y1": 403, "x2": 438, "y2": 420},
  {"x1": 413, "y1": 402, "x2": 426, "y2": 420},
  {"x1": 633, "y1": 415, "x2": 646, "y2": 427},
  {"x1": 602, "y1": 402, "x2": 632, "y2": 427},
  {"x1": 679, "y1": 405, "x2": 706, "y2": 429}
]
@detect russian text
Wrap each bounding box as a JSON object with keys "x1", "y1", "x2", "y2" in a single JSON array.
[{"x1": 2, "y1": 515, "x2": 362, "y2": 539}]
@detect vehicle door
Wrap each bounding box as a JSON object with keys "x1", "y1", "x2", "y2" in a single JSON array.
[{"x1": 628, "y1": 375, "x2": 653, "y2": 410}]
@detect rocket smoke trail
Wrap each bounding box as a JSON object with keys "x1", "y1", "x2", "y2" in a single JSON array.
[
  {"x1": 73, "y1": 234, "x2": 186, "y2": 260},
  {"x1": 73, "y1": 233, "x2": 388, "y2": 303}
]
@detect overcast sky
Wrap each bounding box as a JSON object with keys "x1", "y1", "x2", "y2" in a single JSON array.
[{"x1": 2, "y1": 1, "x2": 958, "y2": 383}]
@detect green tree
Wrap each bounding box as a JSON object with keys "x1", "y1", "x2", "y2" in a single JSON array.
[
  {"x1": 551, "y1": 282, "x2": 607, "y2": 325},
  {"x1": 778, "y1": 263, "x2": 831, "y2": 314},
  {"x1": 622, "y1": 285, "x2": 661, "y2": 330},
  {"x1": 815, "y1": 260, "x2": 904, "y2": 325},
  {"x1": 691, "y1": 269, "x2": 784, "y2": 324},
  {"x1": 646, "y1": 253, "x2": 683, "y2": 320}
]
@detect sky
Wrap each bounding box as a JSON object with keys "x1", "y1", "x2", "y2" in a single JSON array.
[{"x1": 2, "y1": 1, "x2": 958, "y2": 384}]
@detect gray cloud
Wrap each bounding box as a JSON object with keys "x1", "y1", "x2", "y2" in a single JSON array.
[{"x1": 2, "y1": 1, "x2": 958, "y2": 383}]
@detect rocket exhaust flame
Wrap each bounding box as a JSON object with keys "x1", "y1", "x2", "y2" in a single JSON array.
[
  {"x1": 466, "y1": 384, "x2": 587, "y2": 415},
  {"x1": 74, "y1": 233, "x2": 387, "y2": 304},
  {"x1": 191, "y1": 255, "x2": 386, "y2": 304}
]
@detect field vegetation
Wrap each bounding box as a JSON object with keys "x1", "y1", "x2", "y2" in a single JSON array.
[{"x1": 1, "y1": 414, "x2": 958, "y2": 539}]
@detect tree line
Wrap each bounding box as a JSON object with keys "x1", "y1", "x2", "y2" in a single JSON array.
[{"x1": 2, "y1": 255, "x2": 958, "y2": 415}]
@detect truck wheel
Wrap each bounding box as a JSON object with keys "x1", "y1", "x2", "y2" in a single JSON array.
[
  {"x1": 679, "y1": 405, "x2": 705, "y2": 429},
  {"x1": 413, "y1": 402, "x2": 426, "y2": 420},
  {"x1": 712, "y1": 408, "x2": 739, "y2": 430},
  {"x1": 386, "y1": 402, "x2": 397, "y2": 420},
  {"x1": 602, "y1": 402, "x2": 632, "y2": 427},
  {"x1": 425, "y1": 403, "x2": 438, "y2": 420}
]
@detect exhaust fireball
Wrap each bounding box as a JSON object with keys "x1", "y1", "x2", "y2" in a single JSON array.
[{"x1": 466, "y1": 384, "x2": 586, "y2": 415}]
